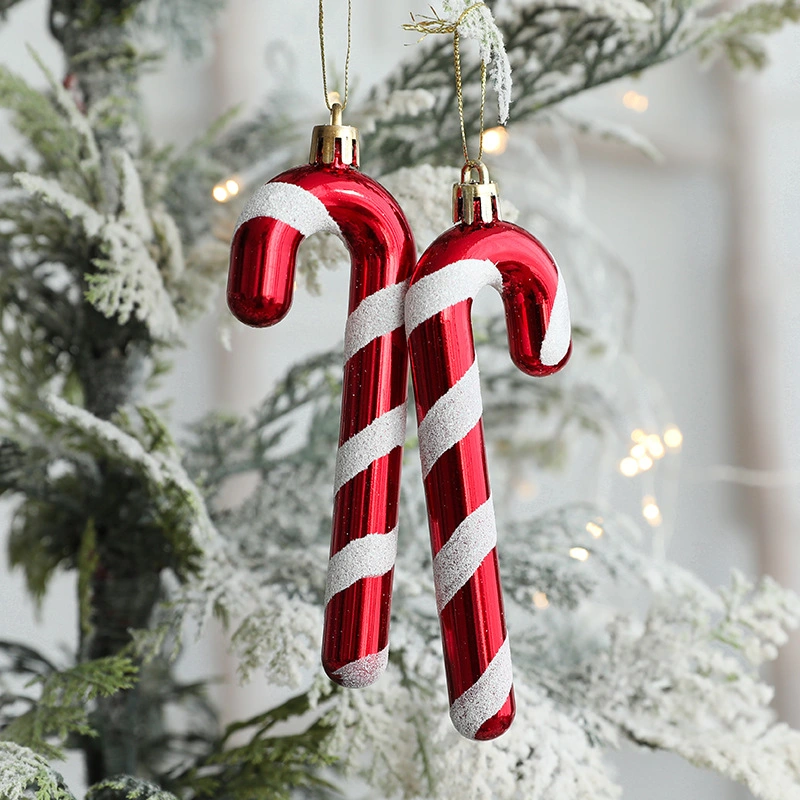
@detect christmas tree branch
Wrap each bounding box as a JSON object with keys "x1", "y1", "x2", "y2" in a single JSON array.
[{"x1": 364, "y1": 0, "x2": 800, "y2": 172}]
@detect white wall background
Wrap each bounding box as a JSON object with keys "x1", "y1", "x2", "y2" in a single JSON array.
[{"x1": 1, "y1": 2, "x2": 799, "y2": 797}]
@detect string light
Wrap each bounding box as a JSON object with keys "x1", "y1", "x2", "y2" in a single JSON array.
[
  {"x1": 212, "y1": 184, "x2": 230, "y2": 203},
  {"x1": 213, "y1": 177, "x2": 243, "y2": 204},
  {"x1": 664, "y1": 426, "x2": 683, "y2": 450},
  {"x1": 532, "y1": 591, "x2": 550, "y2": 609},
  {"x1": 619, "y1": 457, "x2": 639, "y2": 477},
  {"x1": 586, "y1": 521, "x2": 604, "y2": 539},
  {"x1": 621, "y1": 429, "x2": 676, "y2": 477},
  {"x1": 642, "y1": 496, "x2": 663, "y2": 526},
  {"x1": 569, "y1": 546, "x2": 590, "y2": 562},
  {"x1": 630, "y1": 443, "x2": 647, "y2": 459},
  {"x1": 646, "y1": 434, "x2": 665, "y2": 459},
  {"x1": 481, "y1": 126, "x2": 509, "y2": 155},
  {"x1": 622, "y1": 90, "x2": 649, "y2": 112}
]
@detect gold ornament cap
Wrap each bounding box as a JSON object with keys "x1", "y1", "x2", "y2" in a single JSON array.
[
  {"x1": 310, "y1": 103, "x2": 360, "y2": 167},
  {"x1": 453, "y1": 161, "x2": 501, "y2": 225}
]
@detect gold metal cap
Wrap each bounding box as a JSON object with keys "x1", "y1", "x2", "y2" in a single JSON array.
[
  {"x1": 309, "y1": 103, "x2": 359, "y2": 167},
  {"x1": 453, "y1": 161, "x2": 501, "y2": 225}
]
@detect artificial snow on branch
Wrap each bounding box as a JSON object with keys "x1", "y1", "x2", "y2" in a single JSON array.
[{"x1": 405, "y1": 0, "x2": 514, "y2": 123}]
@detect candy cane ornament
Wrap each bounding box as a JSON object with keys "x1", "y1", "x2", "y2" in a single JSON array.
[
  {"x1": 406, "y1": 163, "x2": 572, "y2": 740},
  {"x1": 227, "y1": 106, "x2": 416, "y2": 688}
]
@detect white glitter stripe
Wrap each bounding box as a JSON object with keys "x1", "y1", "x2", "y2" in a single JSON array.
[
  {"x1": 405, "y1": 259, "x2": 502, "y2": 335},
  {"x1": 540, "y1": 269, "x2": 571, "y2": 366},
  {"x1": 343, "y1": 280, "x2": 408, "y2": 362},
  {"x1": 324, "y1": 528, "x2": 398, "y2": 605},
  {"x1": 433, "y1": 498, "x2": 497, "y2": 614},
  {"x1": 333, "y1": 645, "x2": 389, "y2": 688},
  {"x1": 334, "y1": 404, "x2": 407, "y2": 495},
  {"x1": 233, "y1": 182, "x2": 342, "y2": 238},
  {"x1": 418, "y1": 359, "x2": 483, "y2": 478},
  {"x1": 449, "y1": 636, "x2": 513, "y2": 739}
]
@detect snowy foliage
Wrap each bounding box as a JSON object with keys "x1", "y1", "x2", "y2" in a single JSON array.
[
  {"x1": 44, "y1": 395, "x2": 319, "y2": 688},
  {"x1": 442, "y1": 0, "x2": 513, "y2": 123},
  {"x1": 14, "y1": 165, "x2": 179, "y2": 341},
  {"x1": 0, "y1": 743, "x2": 75, "y2": 800}
]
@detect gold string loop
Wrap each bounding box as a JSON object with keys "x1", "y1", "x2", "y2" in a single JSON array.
[
  {"x1": 404, "y1": 3, "x2": 489, "y2": 165},
  {"x1": 319, "y1": 0, "x2": 353, "y2": 112}
]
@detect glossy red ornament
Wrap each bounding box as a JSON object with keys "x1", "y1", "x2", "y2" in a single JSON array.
[
  {"x1": 227, "y1": 108, "x2": 417, "y2": 688},
  {"x1": 405, "y1": 163, "x2": 572, "y2": 740}
]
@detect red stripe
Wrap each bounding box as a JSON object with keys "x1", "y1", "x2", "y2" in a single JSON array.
[
  {"x1": 409, "y1": 302, "x2": 476, "y2": 421},
  {"x1": 322, "y1": 573, "x2": 393, "y2": 674},
  {"x1": 439, "y1": 555, "x2": 508, "y2": 701},
  {"x1": 338, "y1": 327, "x2": 407, "y2": 443},
  {"x1": 422, "y1": 423, "x2": 489, "y2": 554},
  {"x1": 329, "y1": 448, "x2": 402, "y2": 556}
]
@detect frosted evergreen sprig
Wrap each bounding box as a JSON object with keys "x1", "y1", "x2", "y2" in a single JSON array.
[
  {"x1": 85, "y1": 776, "x2": 178, "y2": 800},
  {"x1": 369, "y1": 0, "x2": 800, "y2": 173},
  {"x1": 405, "y1": 1, "x2": 513, "y2": 123},
  {"x1": 0, "y1": 743, "x2": 76, "y2": 800},
  {"x1": 1, "y1": 656, "x2": 139, "y2": 760}
]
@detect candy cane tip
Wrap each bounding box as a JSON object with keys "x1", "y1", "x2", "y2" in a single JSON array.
[
  {"x1": 471, "y1": 705, "x2": 516, "y2": 741},
  {"x1": 227, "y1": 290, "x2": 291, "y2": 328},
  {"x1": 325, "y1": 646, "x2": 389, "y2": 689},
  {"x1": 450, "y1": 693, "x2": 516, "y2": 741},
  {"x1": 539, "y1": 270, "x2": 571, "y2": 368}
]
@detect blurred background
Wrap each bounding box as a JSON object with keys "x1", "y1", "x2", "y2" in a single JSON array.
[{"x1": 1, "y1": 0, "x2": 799, "y2": 796}]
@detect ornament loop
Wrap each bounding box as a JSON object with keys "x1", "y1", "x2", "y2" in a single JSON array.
[
  {"x1": 460, "y1": 160, "x2": 491, "y2": 185},
  {"x1": 319, "y1": 0, "x2": 352, "y2": 112},
  {"x1": 453, "y1": 160, "x2": 500, "y2": 226}
]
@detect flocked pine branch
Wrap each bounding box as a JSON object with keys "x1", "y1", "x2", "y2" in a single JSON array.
[{"x1": 364, "y1": 0, "x2": 800, "y2": 172}]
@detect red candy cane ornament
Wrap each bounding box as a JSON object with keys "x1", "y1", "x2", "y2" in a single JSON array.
[
  {"x1": 227, "y1": 106, "x2": 416, "y2": 688},
  {"x1": 406, "y1": 163, "x2": 572, "y2": 740}
]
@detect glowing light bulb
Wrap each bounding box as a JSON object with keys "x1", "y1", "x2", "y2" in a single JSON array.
[
  {"x1": 646, "y1": 435, "x2": 665, "y2": 459},
  {"x1": 664, "y1": 427, "x2": 683, "y2": 449},
  {"x1": 482, "y1": 126, "x2": 509, "y2": 155},
  {"x1": 225, "y1": 179, "x2": 240, "y2": 196},
  {"x1": 569, "y1": 546, "x2": 590, "y2": 562},
  {"x1": 642, "y1": 496, "x2": 662, "y2": 526},
  {"x1": 637, "y1": 455, "x2": 654, "y2": 471},
  {"x1": 532, "y1": 591, "x2": 550, "y2": 609},
  {"x1": 631, "y1": 443, "x2": 647, "y2": 459},
  {"x1": 212, "y1": 185, "x2": 229, "y2": 203},
  {"x1": 623, "y1": 90, "x2": 649, "y2": 113},
  {"x1": 586, "y1": 521, "x2": 604, "y2": 539},
  {"x1": 631, "y1": 429, "x2": 646, "y2": 443},
  {"x1": 619, "y1": 457, "x2": 639, "y2": 477}
]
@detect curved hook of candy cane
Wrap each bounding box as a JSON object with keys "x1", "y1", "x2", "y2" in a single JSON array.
[
  {"x1": 405, "y1": 222, "x2": 572, "y2": 376},
  {"x1": 405, "y1": 224, "x2": 571, "y2": 740},
  {"x1": 228, "y1": 180, "x2": 341, "y2": 327},
  {"x1": 227, "y1": 164, "x2": 416, "y2": 689}
]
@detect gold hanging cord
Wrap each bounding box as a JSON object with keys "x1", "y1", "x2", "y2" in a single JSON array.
[
  {"x1": 319, "y1": 0, "x2": 353, "y2": 113},
  {"x1": 404, "y1": 3, "x2": 488, "y2": 165}
]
